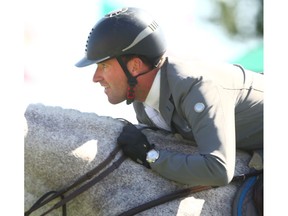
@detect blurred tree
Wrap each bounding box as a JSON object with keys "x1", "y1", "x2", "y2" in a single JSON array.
[
  {"x1": 206, "y1": 0, "x2": 264, "y2": 72},
  {"x1": 209, "y1": 0, "x2": 263, "y2": 38}
]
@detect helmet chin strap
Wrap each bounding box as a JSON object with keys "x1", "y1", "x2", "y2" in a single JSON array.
[
  {"x1": 116, "y1": 56, "x2": 153, "y2": 105},
  {"x1": 116, "y1": 57, "x2": 137, "y2": 105}
]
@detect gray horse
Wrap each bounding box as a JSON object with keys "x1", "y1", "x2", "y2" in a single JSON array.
[{"x1": 25, "y1": 103, "x2": 254, "y2": 216}]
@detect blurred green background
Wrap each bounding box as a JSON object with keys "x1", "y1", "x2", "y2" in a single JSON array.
[
  {"x1": 98, "y1": 0, "x2": 264, "y2": 73},
  {"x1": 24, "y1": 0, "x2": 264, "y2": 122}
]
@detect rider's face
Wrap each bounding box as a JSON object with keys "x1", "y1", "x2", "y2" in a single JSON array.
[{"x1": 93, "y1": 58, "x2": 128, "y2": 104}]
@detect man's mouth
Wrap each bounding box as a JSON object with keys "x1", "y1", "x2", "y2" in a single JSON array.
[{"x1": 101, "y1": 85, "x2": 110, "y2": 93}]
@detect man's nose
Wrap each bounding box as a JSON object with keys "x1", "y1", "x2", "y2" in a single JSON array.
[{"x1": 92, "y1": 67, "x2": 102, "y2": 83}]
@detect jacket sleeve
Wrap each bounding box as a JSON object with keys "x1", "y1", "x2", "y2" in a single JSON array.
[{"x1": 151, "y1": 80, "x2": 237, "y2": 186}]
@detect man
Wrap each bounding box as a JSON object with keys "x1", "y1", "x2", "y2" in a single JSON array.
[{"x1": 75, "y1": 7, "x2": 263, "y2": 187}]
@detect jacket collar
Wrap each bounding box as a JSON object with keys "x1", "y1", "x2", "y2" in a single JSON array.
[
  {"x1": 144, "y1": 70, "x2": 161, "y2": 111},
  {"x1": 159, "y1": 58, "x2": 174, "y2": 127}
]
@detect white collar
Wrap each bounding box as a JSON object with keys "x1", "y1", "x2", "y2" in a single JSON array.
[{"x1": 144, "y1": 70, "x2": 161, "y2": 111}]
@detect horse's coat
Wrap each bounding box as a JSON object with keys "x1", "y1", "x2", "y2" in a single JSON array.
[{"x1": 24, "y1": 103, "x2": 252, "y2": 216}]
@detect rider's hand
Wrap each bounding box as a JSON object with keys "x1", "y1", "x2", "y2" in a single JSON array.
[{"x1": 117, "y1": 124, "x2": 154, "y2": 168}]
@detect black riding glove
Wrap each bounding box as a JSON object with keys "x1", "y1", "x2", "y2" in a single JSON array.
[{"x1": 117, "y1": 124, "x2": 154, "y2": 168}]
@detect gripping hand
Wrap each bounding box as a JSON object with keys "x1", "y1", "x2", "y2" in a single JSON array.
[{"x1": 117, "y1": 124, "x2": 154, "y2": 168}]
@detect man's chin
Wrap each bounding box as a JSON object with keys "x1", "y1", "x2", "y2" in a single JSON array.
[{"x1": 107, "y1": 97, "x2": 125, "y2": 105}]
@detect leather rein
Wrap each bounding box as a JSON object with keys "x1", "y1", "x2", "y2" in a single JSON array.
[{"x1": 25, "y1": 121, "x2": 262, "y2": 216}]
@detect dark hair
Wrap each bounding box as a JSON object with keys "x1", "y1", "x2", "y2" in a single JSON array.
[{"x1": 121, "y1": 54, "x2": 161, "y2": 70}]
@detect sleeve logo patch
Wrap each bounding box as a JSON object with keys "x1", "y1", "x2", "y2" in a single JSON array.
[{"x1": 194, "y1": 102, "x2": 205, "y2": 113}]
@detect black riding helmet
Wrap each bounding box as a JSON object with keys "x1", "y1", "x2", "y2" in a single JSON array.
[{"x1": 75, "y1": 7, "x2": 166, "y2": 104}]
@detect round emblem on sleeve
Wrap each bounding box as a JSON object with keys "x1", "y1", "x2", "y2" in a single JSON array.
[{"x1": 194, "y1": 102, "x2": 205, "y2": 113}]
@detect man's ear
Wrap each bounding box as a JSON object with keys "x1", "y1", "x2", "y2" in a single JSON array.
[{"x1": 127, "y1": 57, "x2": 143, "y2": 76}]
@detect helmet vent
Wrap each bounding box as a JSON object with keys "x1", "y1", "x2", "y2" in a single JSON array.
[
  {"x1": 148, "y1": 21, "x2": 159, "y2": 31},
  {"x1": 122, "y1": 20, "x2": 160, "y2": 52},
  {"x1": 105, "y1": 8, "x2": 128, "y2": 18},
  {"x1": 85, "y1": 28, "x2": 94, "y2": 52}
]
